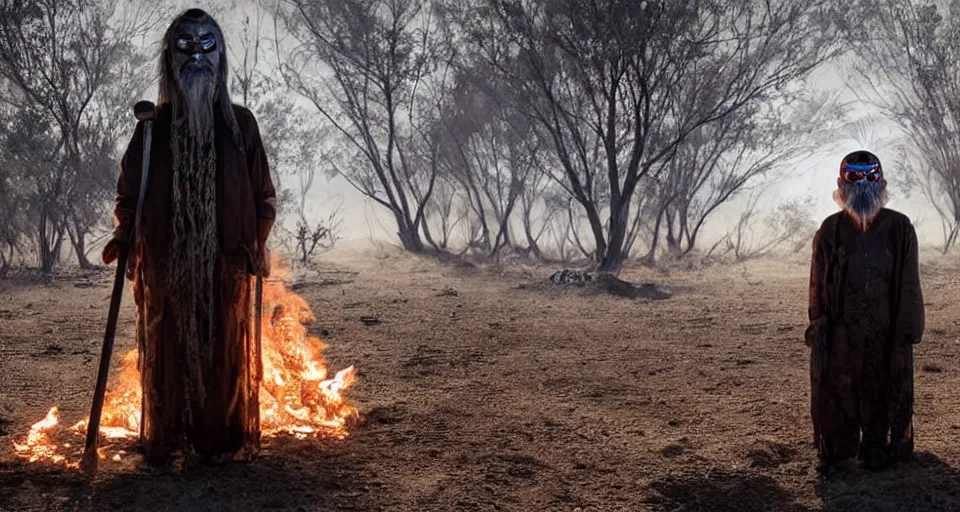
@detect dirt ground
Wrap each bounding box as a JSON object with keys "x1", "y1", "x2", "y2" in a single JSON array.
[{"x1": 2, "y1": 240, "x2": 960, "y2": 511}]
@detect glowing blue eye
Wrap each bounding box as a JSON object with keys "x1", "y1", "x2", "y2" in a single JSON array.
[{"x1": 200, "y1": 34, "x2": 216, "y2": 52}]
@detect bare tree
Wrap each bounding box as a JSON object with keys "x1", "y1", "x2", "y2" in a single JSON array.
[
  {"x1": 709, "y1": 190, "x2": 819, "y2": 262},
  {"x1": 0, "y1": 0, "x2": 168, "y2": 271},
  {"x1": 231, "y1": 6, "x2": 295, "y2": 220},
  {"x1": 435, "y1": 71, "x2": 544, "y2": 260},
  {"x1": 516, "y1": 164, "x2": 561, "y2": 260},
  {"x1": 232, "y1": 3, "x2": 349, "y2": 265},
  {"x1": 544, "y1": 197, "x2": 578, "y2": 262},
  {"x1": 0, "y1": 98, "x2": 50, "y2": 275},
  {"x1": 293, "y1": 199, "x2": 343, "y2": 264},
  {"x1": 422, "y1": 175, "x2": 468, "y2": 250},
  {"x1": 542, "y1": 195, "x2": 594, "y2": 262},
  {"x1": 844, "y1": 1, "x2": 960, "y2": 252},
  {"x1": 273, "y1": 0, "x2": 451, "y2": 253},
  {"x1": 289, "y1": 152, "x2": 343, "y2": 263},
  {"x1": 648, "y1": 88, "x2": 845, "y2": 262},
  {"x1": 451, "y1": 0, "x2": 844, "y2": 272}
]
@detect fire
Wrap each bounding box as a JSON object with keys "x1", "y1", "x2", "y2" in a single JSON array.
[
  {"x1": 12, "y1": 407, "x2": 69, "y2": 465},
  {"x1": 259, "y1": 268, "x2": 359, "y2": 438},
  {"x1": 11, "y1": 257, "x2": 358, "y2": 467}
]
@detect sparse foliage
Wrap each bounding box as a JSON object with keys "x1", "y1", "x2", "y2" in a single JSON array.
[
  {"x1": 434, "y1": 67, "x2": 545, "y2": 260},
  {"x1": 273, "y1": 0, "x2": 451, "y2": 253},
  {"x1": 232, "y1": 3, "x2": 347, "y2": 266},
  {"x1": 0, "y1": 0, "x2": 170, "y2": 271},
  {"x1": 709, "y1": 192, "x2": 819, "y2": 262},
  {"x1": 294, "y1": 201, "x2": 342, "y2": 264},
  {"x1": 422, "y1": 176, "x2": 468, "y2": 251},
  {"x1": 844, "y1": 1, "x2": 960, "y2": 252},
  {"x1": 644, "y1": 88, "x2": 846, "y2": 263},
  {"x1": 516, "y1": 166, "x2": 562, "y2": 261},
  {"x1": 447, "y1": 0, "x2": 844, "y2": 272}
]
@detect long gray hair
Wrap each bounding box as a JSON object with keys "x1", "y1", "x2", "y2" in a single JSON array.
[{"x1": 157, "y1": 8, "x2": 242, "y2": 147}]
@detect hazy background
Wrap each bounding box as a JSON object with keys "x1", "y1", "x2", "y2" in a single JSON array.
[
  {"x1": 191, "y1": 1, "x2": 939, "y2": 247},
  {"x1": 0, "y1": 0, "x2": 954, "y2": 275}
]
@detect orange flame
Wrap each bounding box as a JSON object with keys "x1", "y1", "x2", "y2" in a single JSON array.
[
  {"x1": 12, "y1": 407, "x2": 70, "y2": 466},
  {"x1": 11, "y1": 256, "x2": 358, "y2": 467},
  {"x1": 259, "y1": 268, "x2": 359, "y2": 439}
]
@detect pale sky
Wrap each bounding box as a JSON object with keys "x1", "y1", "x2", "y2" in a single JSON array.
[{"x1": 135, "y1": 3, "x2": 947, "y2": 253}]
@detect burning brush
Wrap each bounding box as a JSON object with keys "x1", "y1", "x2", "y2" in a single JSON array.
[{"x1": 11, "y1": 260, "x2": 359, "y2": 469}]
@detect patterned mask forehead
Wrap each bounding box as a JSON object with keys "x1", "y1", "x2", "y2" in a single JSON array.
[{"x1": 841, "y1": 162, "x2": 882, "y2": 184}]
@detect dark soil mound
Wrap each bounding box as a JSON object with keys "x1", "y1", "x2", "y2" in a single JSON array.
[
  {"x1": 535, "y1": 268, "x2": 672, "y2": 300},
  {"x1": 584, "y1": 273, "x2": 672, "y2": 300}
]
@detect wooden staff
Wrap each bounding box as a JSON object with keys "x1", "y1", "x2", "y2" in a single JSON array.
[{"x1": 80, "y1": 100, "x2": 156, "y2": 477}]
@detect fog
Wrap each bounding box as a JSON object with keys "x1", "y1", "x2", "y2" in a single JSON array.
[
  {"x1": 199, "y1": 2, "x2": 950, "y2": 250},
  {"x1": 1, "y1": 0, "x2": 954, "y2": 275}
]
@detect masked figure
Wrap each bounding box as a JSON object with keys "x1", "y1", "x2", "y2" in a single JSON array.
[
  {"x1": 102, "y1": 8, "x2": 276, "y2": 464},
  {"x1": 805, "y1": 150, "x2": 924, "y2": 473}
]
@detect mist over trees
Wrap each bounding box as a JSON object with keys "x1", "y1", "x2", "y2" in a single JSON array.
[
  {"x1": 3, "y1": 0, "x2": 955, "y2": 275},
  {"x1": 228, "y1": 5, "x2": 342, "y2": 263},
  {"x1": 843, "y1": 0, "x2": 960, "y2": 253},
  {"x1": 269, "y1": 0, "x2": 849, "y2": 270},
  {"x1": 0, "y1": 0, "x2": 170, "y2": 272}
]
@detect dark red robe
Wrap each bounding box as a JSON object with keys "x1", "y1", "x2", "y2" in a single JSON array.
[
  {"x1": 111, "y1": 103, "x2": 276, "y2": 462},
  {"x1": 805, "y1": 208, "x2": 924, "y2": 469}
]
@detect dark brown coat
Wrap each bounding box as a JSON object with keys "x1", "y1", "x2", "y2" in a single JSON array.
[
  {"x1": 112, "y1": 103, "x2": 276, "y2": 461},
  {"x1": 805, "y1": 208, "x2": 924, "y2": 468}
]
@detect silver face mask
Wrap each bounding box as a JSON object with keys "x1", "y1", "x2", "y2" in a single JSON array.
[{"x1": 170, "y1": 19, "x2": 221, "y2": 87}]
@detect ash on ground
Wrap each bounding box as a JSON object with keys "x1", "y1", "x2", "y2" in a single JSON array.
[
  {"x1": 547, "y1": 268, "x2": 594, "y2": 286},
  {"x1": 524, "y1": 268, "x2": 672, "y2": 300}
]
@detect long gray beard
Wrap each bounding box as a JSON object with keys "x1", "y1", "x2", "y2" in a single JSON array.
[
  {"x1": 168, "y1": 71, "x2": 219, "y2": 417},
  {"x1": 176, "y1": 68, "x2": 217, "y2": 145},
  {"x1": 834, "y1": 180, "x2": 887, "y2": 231}
]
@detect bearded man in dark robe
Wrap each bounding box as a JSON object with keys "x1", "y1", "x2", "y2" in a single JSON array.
[
  {"x1": 101, "y1": 8, "x2": 276, "y2": 464},
  {"x1": 805, "y1": 150, "x2": 924, "y2": 474}
]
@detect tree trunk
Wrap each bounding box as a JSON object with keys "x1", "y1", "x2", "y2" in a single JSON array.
[
  {"x1": 66, "y1": 221, "x2": 94, "y2": 269},
  {"x1": 398, "y1": 228, "x2": 424, "y2": 252},
  {"x1": 420, "y1": 215, "x2": 442, "y2": 252},
  {"x1": 74, "y1": 235, "x2": 92, "y2": 269},
  {"x1": 641, "y1": 207, "x2": 666, "y2": 267},
  {"x1": 598, "y1": 198, "x2": 632, "y2": 272},
  {"x1": 395, "y1": 209, "x2": 425, "y2": 253},
  {"x1": 490, "y1": 210, "x2": 515, "y2": 259},
  {"x1": 519, "y1": 199, "x2": 545, "y2": 260},
  {"x1": 943, "y1": 219, "x2": 959, "y2": 254},
  {"x1": 576, "y1": 201, "x2": 606, "y2": 265},
  {"x1": 38, "y1": 210, "x2": 63, "y2": 273},
  {"x1": 522, "y1": 222, "x2": 543, "y2": 261},
  {"x1": 0, "y1": 245, "x2": 9, "y2": 279}
]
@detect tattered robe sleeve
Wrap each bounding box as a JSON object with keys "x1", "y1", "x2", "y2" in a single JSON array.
[
  {"x1": 894, "y1": 223, "x2": 924, "y2": 345},
  {"x1": 244, "y1": 113, "x2": 276, "y2": 258},
  {"x1": 111, "y1": 119, "x2": 148, "y2": 281},
  {"x1": 113, "y1": 119, "x2": 146, "y2": 242},
  {"x1": 805, "y1": 225, "x2": 828, "y2": 347}
]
